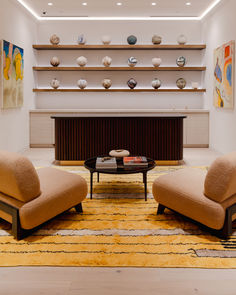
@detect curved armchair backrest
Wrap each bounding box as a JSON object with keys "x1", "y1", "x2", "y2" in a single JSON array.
[
  {"x1": 204, "y1": 151, "x2": 236, "y2": 203},
  {"x1": 0, "y1": 151, "x2": 41, "y2": 202}
]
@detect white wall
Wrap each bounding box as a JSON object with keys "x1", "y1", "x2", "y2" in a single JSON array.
[
  {"x1": 0, "y1": 0, "x2": 37, "y2": 152},
  {"x1": 202, "y1": 0, "x2": 236, "y2": 154},
  {"x1": 35, "y1": 20, "x2": 204, "y2": 110}
]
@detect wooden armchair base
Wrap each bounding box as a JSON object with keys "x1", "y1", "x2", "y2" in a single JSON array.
[
  {"x1": 0, "y1": 200, "x2": 83, "y2": 240},
  {"x1": 157, "y1": 203, "x2": 236, "y2": 239}
]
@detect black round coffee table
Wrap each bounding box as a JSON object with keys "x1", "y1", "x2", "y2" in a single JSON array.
[{"x1": 84, "y1": 156, "x2": 156, "y2": 201}]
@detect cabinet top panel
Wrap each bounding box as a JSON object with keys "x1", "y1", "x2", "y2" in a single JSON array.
[{"x1": 51, "y1": 114, "x2": 187, "y2": 119}]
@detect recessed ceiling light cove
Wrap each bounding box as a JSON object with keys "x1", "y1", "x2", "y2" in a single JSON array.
[{"x1": 15, "y1": 0, "x2": 223, "y2": 21}]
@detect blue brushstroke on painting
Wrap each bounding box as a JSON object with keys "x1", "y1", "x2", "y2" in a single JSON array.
[
  {"x1": 226, "y1": 64, "x2": 232, "y2": 86},
  {"x1": 214, "y1": 60, "x2": 222, "y2": 83},
  {"x1": 3, "y1": 40, "x2": 10, "y2": 56}
]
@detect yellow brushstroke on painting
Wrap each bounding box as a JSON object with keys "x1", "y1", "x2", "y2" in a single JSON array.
[
  {"x1": 3, "y1": 56, "x2": 10, "y2": 80},
  {"x1": 14, "y1": 53, "x2": 23, "y2": 80},
  {"x1": 216, "y1": 87, "x2": 224, "y2": 108}
]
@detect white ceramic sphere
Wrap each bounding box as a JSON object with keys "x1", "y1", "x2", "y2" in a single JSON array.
[
  {"x1": 50, "y1": 78, "x2": 60, "y2": 89},
  {"x1": 50, "y1": 56, "x2": 60, "y2": 67},
  {"x1": 77, "y1": 79, "x2": 88, "y2": 89},
  {"x1": 152, "y1": 35, "x2": 162, "y2": 45},
  {"x1": 128, "y1": 57, "x2": 138, "y2": 67},
  {"x1": 152, "y1": 57, "x2": 162, "y2": 67},
  {"x1": 102, "y1": 78, "x2": 112, "y2": 89},
  {"x1": 176, "y1": 56, "x2": 186, "y2": 67},
  {"x1": 102, "y1": 35, "x2": 111, "y2": 45},
  {"x1": 76, "y1": 56, "x2": 88, "y2": 67},
  {"x1": 152, "y1": 78, "x2": 161, "y2": 89},
  {"x1": 102, "y1": 56, "x2": 112, "y2": 67},
  {"x1": 50, "y1": 34, "x2": 60, "y2": 45},
  {"x1": 177, "y1": 34, "x2": 187, "y2": 45}
]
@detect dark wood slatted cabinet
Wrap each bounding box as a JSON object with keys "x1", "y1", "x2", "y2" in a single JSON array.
[{"x1": 51, "y1": 115, "x2": 187, "y2": 161}]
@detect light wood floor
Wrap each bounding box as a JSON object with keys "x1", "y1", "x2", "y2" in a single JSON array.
[{"x1": 1, "y1": 148, "x2": 235, "y2": 295}]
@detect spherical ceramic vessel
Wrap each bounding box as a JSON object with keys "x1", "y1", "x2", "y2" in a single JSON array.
[
  {"x1": 50, "y1": 56, "x2": 60, "y2": 67},
  {"x1": 176, "y1": 56, "x2": 186, "y2": 67},
  {"x1": 76, "y1": 56, "x2": 88, "y2": 67},
  {"x1": 102, "y1": 35, "x2": 111, "y2": 45},
  {"x1": 109, "y1": 149, "x2": 130, "y2": 158},
  {"x1": 50, "y1": 78, "x2": 60, "y2": 89},
  {"x1": 77, "y1": 79, "x2": 88, "y2": 89},
  {"x1": 102, "y1": 56, "x2": 112, "y2": 67},
  {"x1": 152, "y1": 57, "x2": 162, "y2": 67},
  {"x1": 128, "y1": 57, "x2": 137, "y2": 67},
  {"x1": 50, "y1": 34, "x2": 60, "y2": 45},
  {"x1": 152, "y1": 78, "x2": 161, "y2": 89},
  {"x1": 127, "y1": 78, "x2": 137, "y2": 89},
  {"x1": 127, "y1": 35, "x2": 137, "y2": 45},
  {"x1": 191, "y1": 82, "x2": 199, "y2": 89},
  {"x1": 177, "y1": 34, "x2": 187, "y2": 45},
  {"x1": 152, "y1": 35, "x2": 162, "y2": 45},
  {"x1": 102, "y1": 78, "x2": 112, "y2": 89},
  {"x1": 176, "y1": 78, "x2": 186, "y2": 89},
  {"x1": 78, "y1": 34, "x2": 86, "y2": 45}
]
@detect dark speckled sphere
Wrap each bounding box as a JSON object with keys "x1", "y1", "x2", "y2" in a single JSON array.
[
  {"x1": 127, "y1": 78, "x2": 137, "y2": 89},
  {"x1": 127, "y1": 35, "x2": 137, "y2": 45}
]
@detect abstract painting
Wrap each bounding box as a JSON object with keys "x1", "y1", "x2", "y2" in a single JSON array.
[
  {"x1": 214, "y1": 40, "x2": 235, "y2": 109},
  {"x1": 0, "y1": 40, "x2": 24, "y2": 108}
]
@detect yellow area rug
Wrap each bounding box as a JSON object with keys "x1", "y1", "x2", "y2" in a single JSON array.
[{"x1": 1, "y1": 166, "x2": 236, "y2": 268}]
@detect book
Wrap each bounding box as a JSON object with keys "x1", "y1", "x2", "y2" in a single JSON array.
[
  {"x1": 96, "y1": 157, "x2": 117, "y2": 170},
  {"x1": 123, "y1": 156, "x2": 148, "y2": 166}
]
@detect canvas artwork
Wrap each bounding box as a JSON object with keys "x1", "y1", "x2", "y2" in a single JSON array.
[
  {"x1": 0, "y1": 40, "x2": 24, "y2": 108},
  {"x1": 214, "y1": 40, "x2": 235, "y2": 109}
]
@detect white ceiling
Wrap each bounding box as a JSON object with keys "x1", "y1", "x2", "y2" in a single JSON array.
[{"x1": 21, "y1": 0, "x2": 218, "y2": 17}]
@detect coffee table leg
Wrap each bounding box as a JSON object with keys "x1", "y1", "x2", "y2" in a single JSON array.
[
  {"x1": 90, "y1": 172, "x2": 93, "y2": 199},
  {"x1": 143, "y1": 172, "x2": 147, "y2": 201},
  {"x1": 97, "y1": 172, "x2": 99, "y2": 183}
]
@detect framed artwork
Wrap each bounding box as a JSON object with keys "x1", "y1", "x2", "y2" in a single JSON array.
[
  {"x1": 0, "y1": 40, "x2": 24, "y2": 109},
  {"x1": 213, "y1": 40, "x2": 235, "y2": 109}
]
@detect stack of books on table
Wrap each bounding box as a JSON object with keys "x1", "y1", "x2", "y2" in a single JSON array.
[
  {"x1": 123, "y1": 156, "x2": 148, "y2": 167},
  {"x1": 96, "y1": 157, "x2": 117, "y2": 170}
]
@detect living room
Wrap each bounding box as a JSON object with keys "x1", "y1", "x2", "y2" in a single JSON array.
[{"x1": 0, "y1": 0, "x2": 236, "y2": 294}]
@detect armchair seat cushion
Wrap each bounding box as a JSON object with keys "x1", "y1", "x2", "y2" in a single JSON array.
[
  {"x1": 153, "y1": 168, "x2": 226, "y2": 230},
  {"x1": 19, "y1": 167, "x2": 88, "y2": 230}
]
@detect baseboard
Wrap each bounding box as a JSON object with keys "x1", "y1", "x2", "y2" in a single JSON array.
[
  {"x1": 184, "y1": 144, "x2": 209, "y2": 148},
  {"x1": 30, "y1": 144, "x2": 55, "y2": 148},
  {"x1": 55, "y1": 161, "x2": 85, "y2": 166},
  {"x1": 155, "y1": 161, "x2": 180, "y2": 166}
]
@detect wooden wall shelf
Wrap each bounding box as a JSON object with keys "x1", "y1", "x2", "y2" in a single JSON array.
[
  {"x1": 32, "y1": 44, "x2": 206, "y2": 50},
  {"x1": 33, "y1": 66, "x2": 206, "y2": 72},
  {"x1": 33, "y1": 88, "x2": 206, "y2": 93}
]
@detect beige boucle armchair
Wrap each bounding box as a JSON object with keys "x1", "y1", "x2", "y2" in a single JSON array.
[
  {"x1": 0, "y1": 151, "x2": 87, "y2": 240},
  {"x1": 152, "y1": 152, "x2": 236, "y2": 238}
]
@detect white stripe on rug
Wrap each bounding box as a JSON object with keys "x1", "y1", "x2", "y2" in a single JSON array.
[{"x1": 32, "y1": 228, "x2": 206, "y2": 236}]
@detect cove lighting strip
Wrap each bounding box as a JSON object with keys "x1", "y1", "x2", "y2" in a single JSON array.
[{"x1": 16, "y1": 0, "x2": 222, "y2": 21}]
